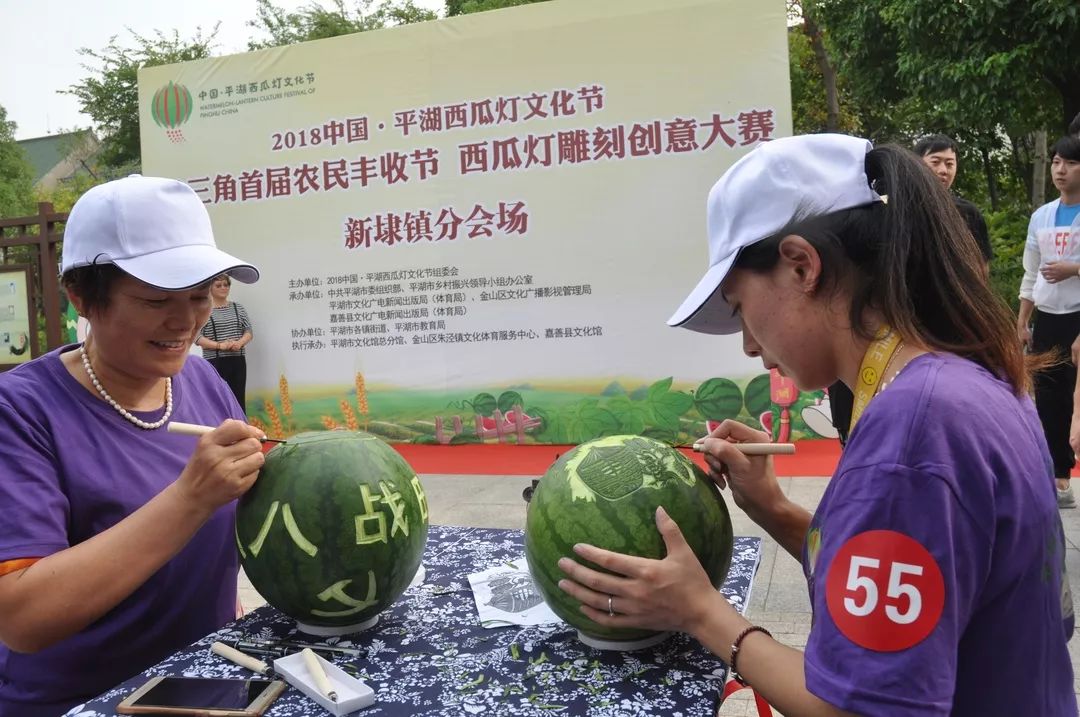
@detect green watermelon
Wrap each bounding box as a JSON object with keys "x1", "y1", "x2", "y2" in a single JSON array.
[
  {"x1": 744, "y1": 374, "x2": 773, "y2": 421},
  {"x1": 236, "y1": 431, "x2": 429, "y2": 633},
  {"x1": 694, "y1": 377, "x2": 744, "y2": 421},
  {"x1": 524, "y1": 435, "x2": 733, "y2": 644}
]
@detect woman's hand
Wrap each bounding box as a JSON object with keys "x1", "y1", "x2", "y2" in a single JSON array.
[
  {"x1": 1040, "y1": 261, "x2": 1079, "y2": 284},
  {"x1": 556, "y1": 507, "x2": 736, "y2": 636},
  {"x1": 1071, "y1": 413, "x2": 1080, "y2": 459},
  {"x1": 174, "y1": 419, "x2": 265, "y2": 514},
  {"x1": 697, "y1": 419, "x2": 786, "y2": 521}
]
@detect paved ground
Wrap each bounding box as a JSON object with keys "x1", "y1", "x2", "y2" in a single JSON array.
[{"x1": 239, "y1": 474, "x2": 1080, "y2": 716}]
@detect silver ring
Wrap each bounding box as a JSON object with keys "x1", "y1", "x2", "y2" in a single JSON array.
[{"x1": 607, "y1": 595, "x2": 615, "y2": 617}]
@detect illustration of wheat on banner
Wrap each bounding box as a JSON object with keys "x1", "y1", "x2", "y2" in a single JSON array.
[{"x1": 150, "y1": 81, "x2": 193, "y2": 143}]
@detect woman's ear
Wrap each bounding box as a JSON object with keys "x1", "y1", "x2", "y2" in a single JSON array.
[
  {"x1": 777, "y1": 234, "x2": 822, "y2": 294},
  {"x1": 65, "y1": 286, "x2": 88, "y2": 318}
]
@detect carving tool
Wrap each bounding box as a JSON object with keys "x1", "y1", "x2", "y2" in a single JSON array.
[
  {"x1": 691, "y1": 441, "x2": 796, "y2": 455},
  {"x1": 211, "y1": 641, "x2": 275, "y2": 677},
  {"x1": 303, "y1": 648, "x2": 339, "y2": 703},
  {"x1": 167, "y1": 421, "x2": 286, "y2": 446}
]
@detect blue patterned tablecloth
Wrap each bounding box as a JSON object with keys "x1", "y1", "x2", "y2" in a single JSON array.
[{"x1": 68, "y1": 525, "x2": 760, "y2": 717}]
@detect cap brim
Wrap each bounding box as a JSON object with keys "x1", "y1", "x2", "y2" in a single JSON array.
[
  {"x1": 111, "y1": 244, "x2": 259, "y2": 290},
  {"x1": 666, "y1": 252, "x2": 740, "y2": 335}
]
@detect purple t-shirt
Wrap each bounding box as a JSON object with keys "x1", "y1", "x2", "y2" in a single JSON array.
[
  {"x1": 0, "y1": 346, "x2": 245, "y2": 717},
  {"x1": 802, "y1": 353, "x2": 1076, "y2": 715}
]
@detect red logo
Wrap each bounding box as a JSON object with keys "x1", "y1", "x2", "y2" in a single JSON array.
[{"x1": 825, "y1": 530, "x2": 945, "y2": 652}]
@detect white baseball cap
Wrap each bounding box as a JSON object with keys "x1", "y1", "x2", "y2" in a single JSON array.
[
  {"x1": 60, "y1": 175, "x2": 259, "y2": 289},
  {"x1": 667, "y1": 134, "x2": 883, "y2": 335}
]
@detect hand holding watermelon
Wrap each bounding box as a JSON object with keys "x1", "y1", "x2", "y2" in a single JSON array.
[
  {"x1": 697, "y1": 419, "x2": 786, "y2": 520},
  {"x1": 174, "y1": 419, "x2": 266, "y2": 513},
  {"x1": 524, "y1": 435, "x2": 733, "y2": 647},
  {"x1": 556, "y1": 506, "x2": 734, "y2": 637}
]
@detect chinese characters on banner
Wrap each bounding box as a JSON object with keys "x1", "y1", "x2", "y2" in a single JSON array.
[
  {"x1": 139, "y1": 0, "x2": 793, "y2": 433},
  {"x1": 287, "y1": 268, "x2": 600, "y2": 351}
]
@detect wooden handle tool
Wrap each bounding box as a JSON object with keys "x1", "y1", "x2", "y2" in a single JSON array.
[
  {"x1": 302, "y1": 647, "x2": 338, "y2": 702},
  {"x1": 691, "y1": 441, "x2": 796, "y2": 455},
  {"x1": 167, "y1": 421, "x2": 285, "y2": 443},
  {"x1": 211, "y1": 641, "x2": 272, "y2": 676}
]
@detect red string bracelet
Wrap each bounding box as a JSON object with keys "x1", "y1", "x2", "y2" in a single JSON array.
[{"x1": 729, "y1": 625, "x2": 773, "y2": 684}]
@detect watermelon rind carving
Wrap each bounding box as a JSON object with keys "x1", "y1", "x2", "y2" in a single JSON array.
[
  {"x1": 524, "y1": 435, "x2": 733, "y2": 647},
  {"x1": 236, "y1": 430, "x2": 429, "y2": 634}
]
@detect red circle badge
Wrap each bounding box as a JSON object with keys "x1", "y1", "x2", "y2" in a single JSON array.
[{"x1": 824, "y1": 530, "x2": 945, "y2": 652}]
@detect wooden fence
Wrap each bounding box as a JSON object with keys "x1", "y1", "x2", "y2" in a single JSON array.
[{"x1": 0, "y1": 203, "x2": 67, "y2": 364}]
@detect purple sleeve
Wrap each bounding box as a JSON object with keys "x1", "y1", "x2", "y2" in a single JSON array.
[
  {"x1": 804, "y1": 464, "x2": 989, "y2": 716},
  {"x1": 0, "y1": 401, "x2": 70, "y2": 561}
]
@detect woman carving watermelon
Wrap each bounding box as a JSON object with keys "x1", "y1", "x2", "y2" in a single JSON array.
[
  {"x1": 557, "y1": 135, "x2": 1076, "y2": 715},
  {"x1": 0, "y1": 176, "x2": 267, "y2": 717}
]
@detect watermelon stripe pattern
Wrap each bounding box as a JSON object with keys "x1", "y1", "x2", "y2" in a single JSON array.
[
  {"x1": 151, "y1": 82, "x2": 192, "y2": 129},
  {"x1": 525, "y1": 435, "x2": 733, "y2": 642},
  {"x1": 236, "y1": 431, "x2": 428, "y2": 630}
]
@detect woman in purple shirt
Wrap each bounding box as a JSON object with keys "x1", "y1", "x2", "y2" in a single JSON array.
[
  {"x1": 0, "y1": 176, "x2": 267, "y2": 716},
  {"x1": 559, "y1": 135, "x2": 1076, "y2": 715}
]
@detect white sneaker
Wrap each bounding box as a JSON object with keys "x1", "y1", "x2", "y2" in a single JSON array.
[{"x1": 1058, "y1": 485, "x2": 1076, "y2": 509}]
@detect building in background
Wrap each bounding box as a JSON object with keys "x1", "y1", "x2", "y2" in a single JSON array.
[{"x1": 16, "y1": 130, "x2": 100, "y2": 191}]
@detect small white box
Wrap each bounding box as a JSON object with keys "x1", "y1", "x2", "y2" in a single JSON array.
[{"x1": 273, "y1": 651, "x2": 375, "y2": 715}]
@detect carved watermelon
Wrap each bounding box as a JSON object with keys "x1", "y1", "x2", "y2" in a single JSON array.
[
  {"x1": 236, "y1": 431, "x2": 428, "y2": 634},
  {"x1": 524, "y1": 435, "x2": 733, "y2": 645}
]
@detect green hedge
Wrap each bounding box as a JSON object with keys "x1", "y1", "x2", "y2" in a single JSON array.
[{"x1": 986, "y1": 204, "x2": 1030, "y2": 313}]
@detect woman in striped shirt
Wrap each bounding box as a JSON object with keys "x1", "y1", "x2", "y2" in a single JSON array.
[{"x1": 196, "y1": 275, "x2": 253, "y2": 410}]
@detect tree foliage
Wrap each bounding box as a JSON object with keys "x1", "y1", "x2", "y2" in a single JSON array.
[
  {"x1": 0, "y1": 105, "x2": 36, "y2": 219},
  {"x1": 792, "y1": 0, "x2": 1079, "y2": 306},
  {"x1": 787, "y1": 27, "x2": 859, "y2": 135},
  {"x1": 248, "y1": 0, "x2": 436, "y2": 49},
  {"x1": 446, "y1": 0, "x2": 549, "y2": 16},
  {"x1": 816, "y1": 0, "x2": 1079, "y2": 137},
  {"x1": 64, "y1": 27, "x2": 220, "y2": 170},
  {"x1": 36, "y1": 172, "x2": 108, "y2": 215}
]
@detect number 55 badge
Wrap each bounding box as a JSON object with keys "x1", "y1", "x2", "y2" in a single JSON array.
[{"x1": 825, "y1": 530, "x2": 945, "y2": 652}]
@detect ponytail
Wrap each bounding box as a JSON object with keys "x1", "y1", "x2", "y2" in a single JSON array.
[{"x1": 735, "y1": 144, "x2": 1035, "y2": 394}]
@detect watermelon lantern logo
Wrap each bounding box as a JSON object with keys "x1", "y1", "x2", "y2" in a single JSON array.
[{"x1": 150, "y1": 82, "x2": 193, "y2": 143}]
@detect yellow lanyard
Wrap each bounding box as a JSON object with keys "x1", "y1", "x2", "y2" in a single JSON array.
[{"x1": 849, "y1": 328, "x2": 903, "y2": 434}]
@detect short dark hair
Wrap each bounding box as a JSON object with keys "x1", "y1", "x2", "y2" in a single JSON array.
[
  {"x1": 61, "y1": 263, "x2": 126, "y2": 316},
  {"x1": 914, "y1": 134, "x2": 959, "y2": 157},
  {"x1": 1051, "y1": 135, "x2": 1080, "y2": 162}
]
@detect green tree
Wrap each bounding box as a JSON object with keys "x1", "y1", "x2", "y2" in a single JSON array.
[
  {"x1": 446, "y1": 0, "x2": 548, "y2": 15},
  {"x1": 0, "y1": 105, "x2": 36, "y2": 219},
  {"x1": 64, "y1": 27, "x2": 220, "y2": 170},
  {"x1": 248, "y1": 0, "x2": 437, "y2": 49},
  {"x1": 813, "y1": 0, "x2": 1078, "y2": 215},
  {"x1": 816, "y1": 0, "x2": 1077, "y2": 136},
  {"x1": 787, "y1": 27, "x2": 860, "y2": 135},
  {"x1": 36, "y1": 172, "x2": 107, "y2": 215}
]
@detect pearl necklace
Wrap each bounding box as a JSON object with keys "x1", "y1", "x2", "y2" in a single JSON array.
[{"x1": 80, "y1": 345, "x2": 173, "y2": 430}]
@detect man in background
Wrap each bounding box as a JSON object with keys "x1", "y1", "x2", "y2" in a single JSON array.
[
  {"x1": 914, "y1": 134, "x2": 994, "y2": 264},
  {"x1": 829, "y1": 134, "x2": 993, "y2": 443},
  {"x1": 1020, "y1": 136, "x2": 1080, "y2": 508}
]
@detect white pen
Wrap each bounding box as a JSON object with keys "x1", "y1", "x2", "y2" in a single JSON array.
[
  {"x1": 691, "y1": 441, "x2": 796, "y2": 455},
  {"x1": 302, "y1": 647, "x2": 338, "y2": 703}
]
